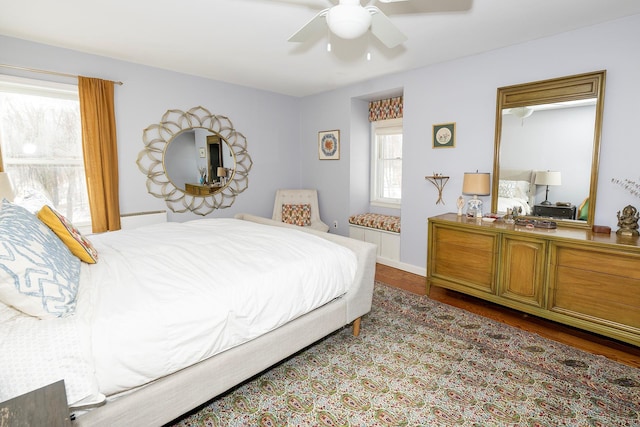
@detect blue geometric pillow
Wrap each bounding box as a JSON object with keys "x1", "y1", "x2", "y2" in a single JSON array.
[{"x1": 0, "y1": 200, "x2": 81, "y2": 318}]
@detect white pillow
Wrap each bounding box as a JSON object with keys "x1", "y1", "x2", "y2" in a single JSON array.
[
  {"x1": 498, "y1": 180, "x2": 517, "y2": 198},
  {"x1": 0, "y1": 199, "x2": 81, "y2": 318},
  {"x1": 498, "y1": 180, "x2": 530, "y2": 200},
  {"x1": 12, "y1": 190, "x2": 54, "y2": 214},
  {"x1": 0, "y1": 300, "x2": 24, "y2": 323},
  {"x1": 513, "y1": 180, "x2": 531, "y2": 200}
]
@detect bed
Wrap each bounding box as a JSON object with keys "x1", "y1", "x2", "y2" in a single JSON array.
[
  {"x1": 496, "y1": 169, "x2": 536, "y2": 215},
  {"x1": 0, "y1": 201, "x2": 376, "y2": 427}
]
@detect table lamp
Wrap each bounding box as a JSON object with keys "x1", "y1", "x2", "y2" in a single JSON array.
[
  {"x1": 534, "y1": 171, "x2": 561, "y2": 205},
  {"x1": 462, "y1": 172, "x2": 491, "y2": 218},
  {"x1": 216, "y1": 167, "x2": 227, "y2": 185}
]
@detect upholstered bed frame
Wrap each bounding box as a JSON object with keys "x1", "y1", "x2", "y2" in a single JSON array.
[{"x1": 72, "y1": 213, "x2": 376, "y2": 426}]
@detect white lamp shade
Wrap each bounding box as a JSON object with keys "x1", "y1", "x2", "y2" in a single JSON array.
[
  {"x1": 462, "y1": 172, "x2": 491, "y2": 196},
  {"x1": 326, "y1": 0, "x2": 372, "y2": 39},
  {"x1": 535, "y1": 171, "x2": 561, "y2": 186},
  {"x1": 0, "y1": 172, "x2": 15, "y2": 202}
]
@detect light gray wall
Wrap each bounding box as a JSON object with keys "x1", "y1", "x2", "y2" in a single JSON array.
[
  {"x1": 0, "y1": 35, "x2": 302, "y2": 222},
  {"x1": 2, "y1": 13, "x2": 639, "y2": 274},
  {"x1": 299, "y1": 14, "x2": 640, "y2": 271}
]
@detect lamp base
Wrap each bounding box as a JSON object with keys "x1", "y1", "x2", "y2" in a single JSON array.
[
  {"x1": 466, "y1": 196, "x2": 483, "y2": 218},
  {"x1": 540, "y1": 185, "x2": 552, "y2": 205}
]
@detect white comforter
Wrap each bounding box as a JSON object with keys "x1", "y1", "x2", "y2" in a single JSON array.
[
  {"x1": 80, "y1": 219, "x2": 357, "y2": 396},
  {"x1": 1, "y1": 218, "x2": 357, "y2": 405}
]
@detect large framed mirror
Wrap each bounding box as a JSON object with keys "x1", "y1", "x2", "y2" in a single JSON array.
[
  {"x1": 137, "y1": 106, "x2": 253, "y2": 215},
  {"x1": 491, "y1": 71, "x2": 606, "y2": 229}
]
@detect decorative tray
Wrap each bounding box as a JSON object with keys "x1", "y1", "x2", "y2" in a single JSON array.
[{"x1": 514, "y1": 219, "x2": 557, "y2": 229}]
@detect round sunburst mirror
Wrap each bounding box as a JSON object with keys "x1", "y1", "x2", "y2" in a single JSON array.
[{"x1": 137, "y1": 106, "x2": 253, "y2": 215}]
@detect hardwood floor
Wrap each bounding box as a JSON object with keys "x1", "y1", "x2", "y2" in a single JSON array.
[{"x1": 375, "y1": 263, "x2": 640, "y2": 369}]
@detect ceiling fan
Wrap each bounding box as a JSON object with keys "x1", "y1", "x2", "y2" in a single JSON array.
[{"x1": 288, "y1": 0, "x2": 410, "y2": 48}]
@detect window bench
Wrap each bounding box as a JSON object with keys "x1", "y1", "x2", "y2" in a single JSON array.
[{"x1": 348, "y1": 213, "x2": 400, "y2": 265}]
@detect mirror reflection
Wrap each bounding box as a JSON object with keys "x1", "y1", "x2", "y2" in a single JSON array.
[
  {"x1": 491, "y1": 71, "x2": 606, "y2": 229},
  {"x1": 164, "y1": 129, "x2": 234, "y2": 196},
  {"x1": 499, "y1": 99, "x2": 596, "y2": 220}
]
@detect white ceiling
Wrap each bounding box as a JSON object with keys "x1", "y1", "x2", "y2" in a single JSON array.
[{"x1": 1, "y1": 0, "x2": 640, "y2": 97}]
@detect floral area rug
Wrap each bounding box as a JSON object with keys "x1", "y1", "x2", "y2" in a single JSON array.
[{"x1": 170, "y1": 282, "x2": 640, "y2": 426}]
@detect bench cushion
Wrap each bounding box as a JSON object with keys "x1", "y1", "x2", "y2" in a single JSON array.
[{"x1": 348, "y1": 213, "x2": 400, "y2": 233}]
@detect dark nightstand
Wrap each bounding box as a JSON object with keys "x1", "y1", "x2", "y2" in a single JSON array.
[
  {"x1": 0, "y1": 380, "x2": 72, "y2": 427},
  {"x1": 533, "y1": 204, "x2": 577, "y2": 219}
]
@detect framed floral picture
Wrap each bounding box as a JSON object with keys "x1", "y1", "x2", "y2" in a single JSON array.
[
  {"x1": 432, "y1": 122, "x2": 456, "y2": 148},
  {"x1": 318, "y1": 130, "x2": 340, "y2": 160}
]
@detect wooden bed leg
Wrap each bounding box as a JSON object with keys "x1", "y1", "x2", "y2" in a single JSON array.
[{"x1": 352, "y1": 317, "x2": 361, "y2": 337}]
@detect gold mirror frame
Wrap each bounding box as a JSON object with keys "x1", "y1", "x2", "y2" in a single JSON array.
[
  {"x1": 491, "y1": 71, "x2": 606, "y2": 229},
  {"x1": 137, "y1": 106, "x2": 253, "y2": 215}
]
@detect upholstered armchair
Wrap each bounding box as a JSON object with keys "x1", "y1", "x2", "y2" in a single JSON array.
[{"x1": 272, "y1": 189, "x2": 329, "y2": 232}]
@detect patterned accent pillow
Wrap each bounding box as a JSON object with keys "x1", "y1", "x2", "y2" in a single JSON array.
[
  {"x1": 37, "y1": 205, "x2": 98, "y2": 264},
  {"x1": 281, "y1": 203, "x2": 312, "y2": 226},
  {"x1": 499, "y1": 180, "x2": 530, "y2": 200},
  {"x1": 0, "y1": 200, "x2": 81, "y2": 318},
  {"x1": 498, "y1": 180, "x2": 517, "y2": 198}
]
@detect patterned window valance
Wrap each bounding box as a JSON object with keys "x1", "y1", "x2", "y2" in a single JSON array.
[{"x1": 369, "y1": 96, "x2": 403, "y2": 122}]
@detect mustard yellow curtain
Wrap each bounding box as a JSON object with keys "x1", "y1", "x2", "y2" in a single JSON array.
[{"x1": 78, "y1": 76, "x2": 121, "y2": 232}]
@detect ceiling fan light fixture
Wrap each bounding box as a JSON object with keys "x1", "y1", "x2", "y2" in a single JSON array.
[
  {"x1": 326, "y1": 1, "x2": 372, "y2": 40},
  {"x1": 510, "y1": 106, "x2": 534, "y2": 119}
]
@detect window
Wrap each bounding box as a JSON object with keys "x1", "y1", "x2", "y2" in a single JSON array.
[
  {"x1": 0, "y1": 75, "x2": 90, "y2": 227},
  {"x1": 371, "y1": 118, "x2": 402, "y2": 207}
]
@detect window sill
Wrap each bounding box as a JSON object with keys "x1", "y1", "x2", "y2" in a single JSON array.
[{"x1": 370, "y1": 201, "x2": 401, "y2": 209}]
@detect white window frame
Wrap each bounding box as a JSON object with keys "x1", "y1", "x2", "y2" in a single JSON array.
[
  {"x1": 370, "y1": 117, "x2": 402, "y2": 208},
  {"x1": 0, "y1": 74, "x2": 91, "y2": 231}
]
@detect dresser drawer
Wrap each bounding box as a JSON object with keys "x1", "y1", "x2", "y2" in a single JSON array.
[
  {"x1": 429, "y1": 224, "x2": 498, "y2": 293},
  {"x1": 549, "y1": 244, "x2": 640, "y2": 332}
]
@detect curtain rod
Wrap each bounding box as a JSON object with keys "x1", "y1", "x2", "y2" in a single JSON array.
[{"x1": 0, "y1": 64, "x2": 123, "y2": 85}]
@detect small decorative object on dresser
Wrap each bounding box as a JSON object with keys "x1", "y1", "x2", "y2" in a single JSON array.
[
  {"x1": 616, "y1": 204, "x2": 640, "y2": 236},
  {"x1": 456, "y1": 195, "x2": 464, "y2": 216},
  {"x1": 318, "y1": 130, "x2": 340, "y2": 160}
]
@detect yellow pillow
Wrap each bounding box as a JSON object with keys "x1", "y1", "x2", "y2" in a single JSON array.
[{"x1": 37, "y1": 205, "x2": 98, "y2": 264}]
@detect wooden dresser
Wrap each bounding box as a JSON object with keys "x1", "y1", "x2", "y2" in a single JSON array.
[{"x1": 427, "y1": 213, "x2": 640, "y2": 347}]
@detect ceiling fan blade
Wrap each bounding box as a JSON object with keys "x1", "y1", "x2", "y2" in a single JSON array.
[
  {"x1": 367, "y1": 6, "x2": 407, "y2": 48},
  {"x1": 288, "y1": 9, "x2": 329, "y2": 42}
]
